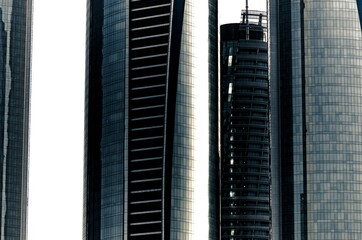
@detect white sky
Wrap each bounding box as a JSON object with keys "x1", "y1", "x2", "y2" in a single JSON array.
[{"x1": 28, "y1": 1, "x2": 266, "y2": 239}]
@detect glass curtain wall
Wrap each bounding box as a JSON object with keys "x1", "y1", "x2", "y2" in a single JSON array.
[
  {"x1": 270, "y1": 0, "x2": 362, "y2": 239},
  {"x1": 0, "y1": 1, "x2": 32, "y2": 239},
  {"x1": 83, "y1": 0, "x2": 218, "y2": 239}
]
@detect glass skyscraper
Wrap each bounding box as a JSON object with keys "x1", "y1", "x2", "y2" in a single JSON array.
[
  {"x1": 0, "y1": 1, "x2": 32, "y2": 239},
  {"x1": 220, "y1": 10, "x2": 270, "y2": 240},
  {"x1": 270, "y1": 0, "x2": 362, "y2": 239},
  {"x1": 83, "y1": 0, "x2": 218, "y2": 239}
]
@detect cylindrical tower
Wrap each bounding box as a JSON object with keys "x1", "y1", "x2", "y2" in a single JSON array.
[
  {"x1": 220, "y1": 10, "x2": 270, "y2": 240},
  {"x1": 270, "y1": 0, "x2": 362, "y2": 239}
]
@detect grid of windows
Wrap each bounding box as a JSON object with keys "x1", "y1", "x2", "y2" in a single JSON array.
[
  {"x1": 271, "y1": 0, "x2": 362, "y2": 239},
  {"x1": 84, "y1": 1, "x2": 126, "y2": 239}
]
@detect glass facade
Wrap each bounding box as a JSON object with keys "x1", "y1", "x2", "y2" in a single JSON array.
[
  {"x1": 0, "y1": 1, "x2": 32, "y2": 239},
  {"x1": 270, "y1": 0, "x2": 362, "y2": 239},
  {"x1": 83, "y1": 0, "x2": 218, "y2": 239},
  {"x1": 220, "y1": 11, "x2": 270, "y2": 240}
]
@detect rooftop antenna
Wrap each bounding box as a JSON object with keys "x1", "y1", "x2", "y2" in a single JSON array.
[
  {"x1": 245, "y1": 0, "x2": 249, "y2": 24},
  {"x1": 246, "y1": 0, "x2": 249, "y2": 40}
]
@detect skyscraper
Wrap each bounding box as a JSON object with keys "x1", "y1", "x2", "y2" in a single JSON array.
[
  {"x1": 220, "y1": 9, "x2": 270, "y2": 239},
  {"x1": 0, "y1": 1, "x2": 32, "y2": 239},
  {"x1": 270, "y1": 0, "x2": 362, "y2": 239},
  {"x1": 83, "y1": 1, "x2": 218, "y2": 239}
]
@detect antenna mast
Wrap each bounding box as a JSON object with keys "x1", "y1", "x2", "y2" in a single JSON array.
[
  {"x1": 245, "y1": 0, "x2": 249, "y2": 40},
  {"x1": 245, "y1": 0, "x2": 249, "y2": 23}
]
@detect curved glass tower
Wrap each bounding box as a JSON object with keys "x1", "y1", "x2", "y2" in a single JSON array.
[
  {"x1": 220, "y1": 10, "x2": 270, "y2": 240},
  {"x1": 83, "y1": 0, "x2": 218, "y2": 239},
  {"x1": 0, "y1": 1, "x2": 32, "y2": 239},
  {"x1": 270, "y1": 0, "x2": 362, "y2": 239}
]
